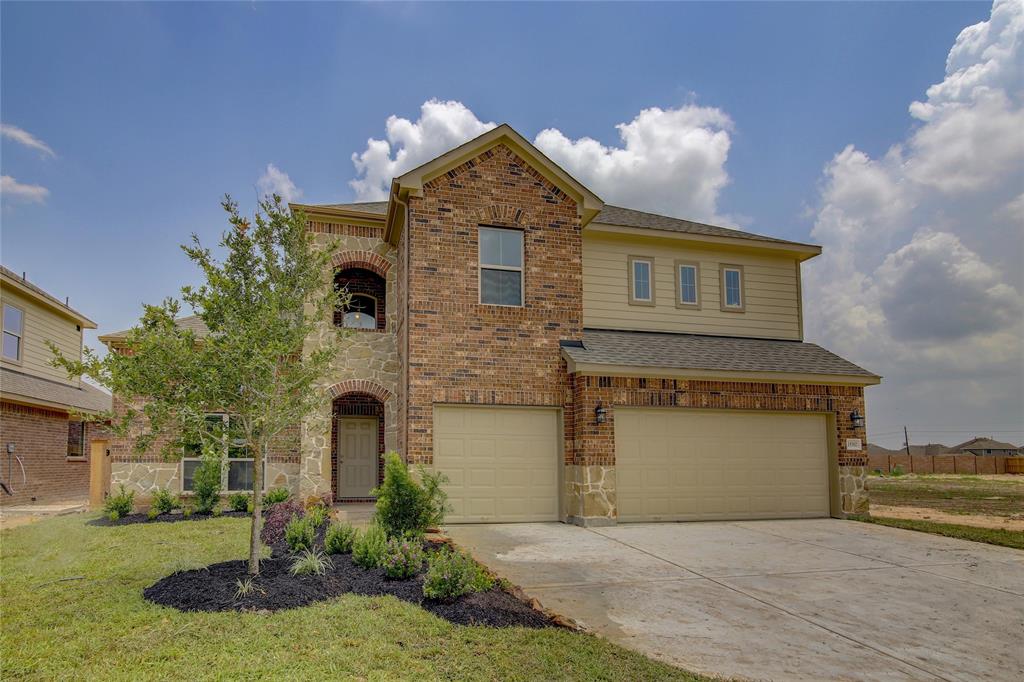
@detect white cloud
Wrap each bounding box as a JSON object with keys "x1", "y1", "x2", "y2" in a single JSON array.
[
  {"x1": 350, "y1": 100, "x2": 496, "y2": 201},
  {"x1": 256, "y1": 164, "x2": 302, "y2": 203},
  {"x1": 348, "y1": 100, "x2": 734, "y2": 223},
  {"x1": 1, "y1": 175, "x2": 50, "y2": 203},
  {"x1": 804, "y1": 0, "x2": 1024, "y2": 446},
  {"x1": 0, "y1": 123, "x2": 56, "y2": 158},
  {"x1": 535, "y1": 105, "x2": 733, "y2": 223}
]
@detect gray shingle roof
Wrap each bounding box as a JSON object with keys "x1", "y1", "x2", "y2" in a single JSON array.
[
  {"x1": 949, "y1": 437, "x2": 1020, "y2": 452},
  {"x1": 100, "y1": 315, "x2": 209, "y2": 342},
  {"x1": 563, "y1": 329, "x2": 878, "y2": 379},
  {"x1": 315, "y1": 201, "x2": 389, "y2": 215},
  {"x1": 1, "y1": 367, "x2": 111, "y2": 413}
]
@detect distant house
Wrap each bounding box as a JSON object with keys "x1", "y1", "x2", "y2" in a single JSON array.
[
  {"x1": 866, "y1": 443, "x2": 949, "y2": 457},
  {"x1": 948, "y1": 437, "x2": 1021, "y2": 457},
  {"x1": 0, "y1": 266, "x2": 111, "y2": 505}
]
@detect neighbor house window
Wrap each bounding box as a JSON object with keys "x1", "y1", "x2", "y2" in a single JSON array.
[
  {"x1": 181, "y1": 413, "x2": 261, "y2": 493},
  {"x1": 720, "y1": 265, "x2": 745, "y2": 311},
  {"x1": 67, "y1": 420, "x2": 85, "y2": 458},
  {"x1": 675, "y1": 261, "x2": 701, "y2": 308},
  {"x1": 479, "y1": 226, "x2": 523, "y2": 306},
  {"x1": 628, "y1": 256, "x2": 655, "y2": 306},
  {"x1": 2, "y1": 303, "x2": 24, "y2": 362}
]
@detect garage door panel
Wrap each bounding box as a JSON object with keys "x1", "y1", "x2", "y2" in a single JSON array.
[
  {"x1": 617, "y1": 409, "x2": 830, "y2": 522},
  {"x1": 433, "y1": 406, "x2": 559, "y2": 523}
]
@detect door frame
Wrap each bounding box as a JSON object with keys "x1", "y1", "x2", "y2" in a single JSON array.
[
  {"x1": 613, "y1": 407, "x2": 839, "y2": 521},
  {"x1": 336, "y1": 415, "x2": 380, "y2": 499}
]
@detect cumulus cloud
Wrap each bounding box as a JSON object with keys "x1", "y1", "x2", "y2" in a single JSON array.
[
  {"x1": 348, "y1": 100, "x2": 734, "y2": 222},
  {"x1": 1, "y1": 175, "x2": 50, "y2": 203},
  {"x1": 0, "y1": 123, "x2": 56, "y2": 158},
  {"x1": 804, "y1": 0, "x2": 1024, "y2": 445},
  {"x1": 256, "y1": 164, "x2": 302, "y2": 203},
  {"x1": 350, "y1": 100, "x2": 496, "y2": 201}
]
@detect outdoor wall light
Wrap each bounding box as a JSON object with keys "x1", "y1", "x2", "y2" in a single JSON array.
[
  {"x1": 595, "y1": 402, "x2": 608, "y2": 425},
  {"x1": 849, "y1": 409, "x2": 865, "y2": 429}
]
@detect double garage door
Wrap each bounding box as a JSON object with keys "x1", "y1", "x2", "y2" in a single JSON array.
[
  {"x1": 616, "y1": 409, "x2": 831, "y2": 522},
  {"x1": 432, "y1": 405, "x2": 831, "y2": 524}
]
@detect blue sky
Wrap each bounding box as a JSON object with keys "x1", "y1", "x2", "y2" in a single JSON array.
[{"x1": 3, "y1": 2, "x2": 1020, "y2": 447}]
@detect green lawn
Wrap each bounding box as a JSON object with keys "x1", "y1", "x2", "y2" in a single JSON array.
[
  {"x1": 852, "y1": 514, "x2": 1024, "y2": 550},
  {"x1": 1, "y1": 514, "x2": 705, "y2": 681}
]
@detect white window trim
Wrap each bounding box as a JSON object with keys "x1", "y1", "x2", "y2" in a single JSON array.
[
  {"x1": 180, "y1": 413, "x2": 264, "y2": 494},
  {"x1": 478, "y1": 226, "x2": 525, "y2": 307},
  {"x1": 628, "y1": 256, "x2": 655, "y2": 306},
  {"x1": 720, "y1": 264, "x2": 746, "y2": 312},
  {"x1": 2, "y1": 303, "x2": 24, "y2": 364},
  {"x1": 674, "y1": 260, "x2": 701, "y2": 309}
]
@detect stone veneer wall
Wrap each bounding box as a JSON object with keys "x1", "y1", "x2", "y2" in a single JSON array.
[
  {"x1": 568, "y1": 374, "x2": 869, "y2": 524},
  {"x1": 402, "y1": 143, "x2": 583, "y2": 467},
  {"x1": 298, "y1": 226, "x2": 399, "y2": 499}
]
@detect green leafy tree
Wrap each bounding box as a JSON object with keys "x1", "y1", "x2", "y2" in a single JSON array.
[{"x1": 51, "y1": 195, "x2": 345, "y2": 574}]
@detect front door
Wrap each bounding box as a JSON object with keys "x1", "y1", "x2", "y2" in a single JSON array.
[{"x1": 337, "y1": 417, "x2": 378, "y2": 498}]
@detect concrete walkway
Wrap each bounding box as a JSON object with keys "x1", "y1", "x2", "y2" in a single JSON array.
[
  {"x1": 446, "y1": 519, "x2": 1024, "y2": 681},
  {"x1": 0, "y1": 499, "x2": 89, "y2": 530}
]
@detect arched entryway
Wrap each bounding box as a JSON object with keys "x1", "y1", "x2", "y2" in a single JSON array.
[{"x1": 331, "y1": 392, "x2": 385, "y2": 501}]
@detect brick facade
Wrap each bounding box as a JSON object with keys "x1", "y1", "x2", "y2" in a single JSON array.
[
  {"x1": 0, "y1": 401, "x2": 106, "y2": 506},
  {"x1": 402, "y1": 143, "x2": 582, "y2": 466}
]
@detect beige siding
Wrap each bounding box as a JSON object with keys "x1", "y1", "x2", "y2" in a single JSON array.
[
  {"x1": 0, "y1": 286, "x2": 82, "y2": 386},
  {"x1": 583, "y1": 232, "x2": 803, "y2": 339}
]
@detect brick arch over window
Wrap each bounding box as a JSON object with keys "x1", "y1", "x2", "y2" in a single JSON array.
[
  {"x1": 327, "y1": 379, "x2": 393, "y2": 403},
  {"x1": 330, "y1": 250, "x2": 391, "y2": 278},
  {"x1": 472, "y1": 204, "x2": 533, "y2": 228}
]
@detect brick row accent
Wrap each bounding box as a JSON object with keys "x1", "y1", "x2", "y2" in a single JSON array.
[
  {"x1": 307, "y1": 221, "x2": 383, "y2": 238},
  {"x1": 330, "y1": 250, "x2": 391, "y2": 277},
  {"x1": 326, "y1": 379, "x2": 393, "y2": 403},
  {"x1": 571, "y1": 375, "x2": 867, "y2": 467}
]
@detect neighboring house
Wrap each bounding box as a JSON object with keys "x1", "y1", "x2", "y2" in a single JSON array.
[
  {"x1": 0, "y1": 266, "x2": 111, "y2": 505},
  {"x1": 101, "y1": 124, "x2": 880, "y2": 524},
  {"x1": 948, "y1": 437, "x2": 1021, "y2": 456}
]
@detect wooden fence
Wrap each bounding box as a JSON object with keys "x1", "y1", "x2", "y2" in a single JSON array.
[{"x1": 868, "y1": 454, "x2": 1022, "y2": 475}]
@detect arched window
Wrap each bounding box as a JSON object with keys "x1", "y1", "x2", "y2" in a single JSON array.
[
  {"x1": 334, "y1": 267, "x2": 386, "y2": 331},
  {"x1": 343, "y1": 294, "x2": 377, "y2": 329}
]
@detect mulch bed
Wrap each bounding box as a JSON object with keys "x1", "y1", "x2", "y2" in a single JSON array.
[
  {"x1": 143, "y1": 551, "x2": 558, "y2": 628},
  {"x1": 88, "y1": 510, "x2": 250, "y2": 527}
]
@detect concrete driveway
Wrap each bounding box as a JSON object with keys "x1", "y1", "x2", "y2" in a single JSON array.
[{"x1": 446, "y1": 519, "x2": 1024, "y2": 681}]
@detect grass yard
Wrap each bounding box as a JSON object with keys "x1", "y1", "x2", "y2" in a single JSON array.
[
  {"x1": 852, "y1": 515, "x2": 1024, "y2": 550},
  {"x1": 0, "y1": 514, "x2": 705, "y2": 681},
  {"x1": 866, "y1": 473, "x2": 1024, "y2": 518}
]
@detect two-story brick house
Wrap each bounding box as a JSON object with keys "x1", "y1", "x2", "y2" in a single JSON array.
[
  {"x1": 0, "y1": 266, "x2": 111, "y2": 506},
  {"x1": 104, "y1": 124, "x2": 879, "y2": 525}
]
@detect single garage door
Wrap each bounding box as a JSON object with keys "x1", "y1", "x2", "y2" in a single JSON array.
[
  {"x1": 616, "y1": 409, "x2": 831, "y2": 522},
  {"x1": 433, "y1": 405, "x2": 560, "y2": 523}
]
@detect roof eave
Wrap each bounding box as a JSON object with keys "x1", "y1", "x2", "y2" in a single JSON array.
[
  {"x1": 0, "y1": 271, "x2": 99, "y2": 328},
  {"x1": 586, "y1": 222, "x2": 823, "y2": 260}
]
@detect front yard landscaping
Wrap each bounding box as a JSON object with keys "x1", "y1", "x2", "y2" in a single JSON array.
[{"x1": 0, "y1": 513, "x2": 704, "y2": 681}]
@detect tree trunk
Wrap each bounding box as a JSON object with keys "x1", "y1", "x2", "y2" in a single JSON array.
[{"x1": 248, "y1": 440, "x2": 265, "y2": 575}]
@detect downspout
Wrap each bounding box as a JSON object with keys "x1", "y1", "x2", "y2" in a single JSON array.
[{"x1": 391, "y1": 189, "x2": 411, "y2": 462}]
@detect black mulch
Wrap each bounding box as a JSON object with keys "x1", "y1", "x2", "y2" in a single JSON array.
[
  {"x1": 88, "y1": 510, "x2": 250, "y2": 527},
  {"x1": 143, "y1": 551, "x2": 558, "y2": 628}
]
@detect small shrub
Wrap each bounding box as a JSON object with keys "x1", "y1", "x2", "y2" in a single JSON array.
[
  {"x1": 262, "y1": 487, "x2": 291, "y2": 508},
  {"x1": 104, "y1": 485, "x2": 134, "y2": 519},
  {"x1": 324, "y1": 522, "x2": 358, "y2": 555},
  {"x1": 147, "y1": 508, "x2": 159, "y2": 521},
  {"x1": 182, "y1": 506, "x2": 193, "y2": 518},
  {"x1": 150, "y1": 488, "x2": 180, "y2": 515},
  {"x1": 227, "y1": 492, "x2": 251, "y2": 513},
  {"x1": 417, "y1": 465, "x2": 450, "y2": 529},
  {"x1": 380, "y1": 537, "x2": 424, "y2": 579},
  {"x1": 306, "y1": 504, "x2": 329, "y2": 529},
  {"x1": 290, "y1": 548, "x2": 332, "y2": 576},
  {"x1": 373, "y1": 453, "x2": 432, "y2": 539},
  {"x1": 234, "y1": 577, "x2": 256, "y2": 600},
  {"x1": 284, "y1": 515, "x2": 316, "y2": 553},
  {"x1": 212, "y1": 506, "x2": 223, "y2": 517},
  {"x1": 352, "y1": 522, "x2": 387, "y2": 568},
  {"x1": 422, "y1": 547, "x2": 493, "y2": 600},
  {"x1": 259, "y1": 500, "x2": 304, "y2": 546},
  {"x1": 892, "y1": 465, "x2": 905, "y2": 477},
  {"x1": 192, "y1": 458, "x2": 221, "y2": 514}
]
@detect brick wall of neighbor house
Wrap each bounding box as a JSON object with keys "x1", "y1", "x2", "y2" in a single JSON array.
[
  {"x1": 568, "y1": 376, "x2": 869, "y2": 523},
  {"x1": 0, "y1": 401, "x2": 106, "y2": 506},
  {"x1": 403, "y1": 143, "x2": 583, "y2": 466}
]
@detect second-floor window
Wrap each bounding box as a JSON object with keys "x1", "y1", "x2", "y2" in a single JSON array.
[
  {"x1": 676, "y1": 262, "x2": 700, "y2": 307},
  {"x1": 479, "y1": 226, "x2": 523, "y2": 306},
  {"x1": 2, "y1": 303, "x2": 23, "y2": 361},
  {"x1": 721, "y1": 265, "x2": 745, "y2": 311},
  {"x1": 628, "y1": 256, "x2": 655, "y2": 306}
]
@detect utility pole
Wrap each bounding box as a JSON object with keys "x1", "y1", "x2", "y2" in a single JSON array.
[{"x1": 904, "y1": 426, "x2": 911, "y2": 457}]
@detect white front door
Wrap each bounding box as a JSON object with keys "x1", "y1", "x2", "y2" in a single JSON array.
[{"x1": 337, "y1": 417, "x2": 378, "y2": 498}]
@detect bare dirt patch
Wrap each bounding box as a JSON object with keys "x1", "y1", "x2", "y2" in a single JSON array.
[
  {"x1": 867, "y1": 473, "x2": 1024, "y2": 518},
  {"x1": 870, "y1": 504, "x2": 1024, "y2": 531}
]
